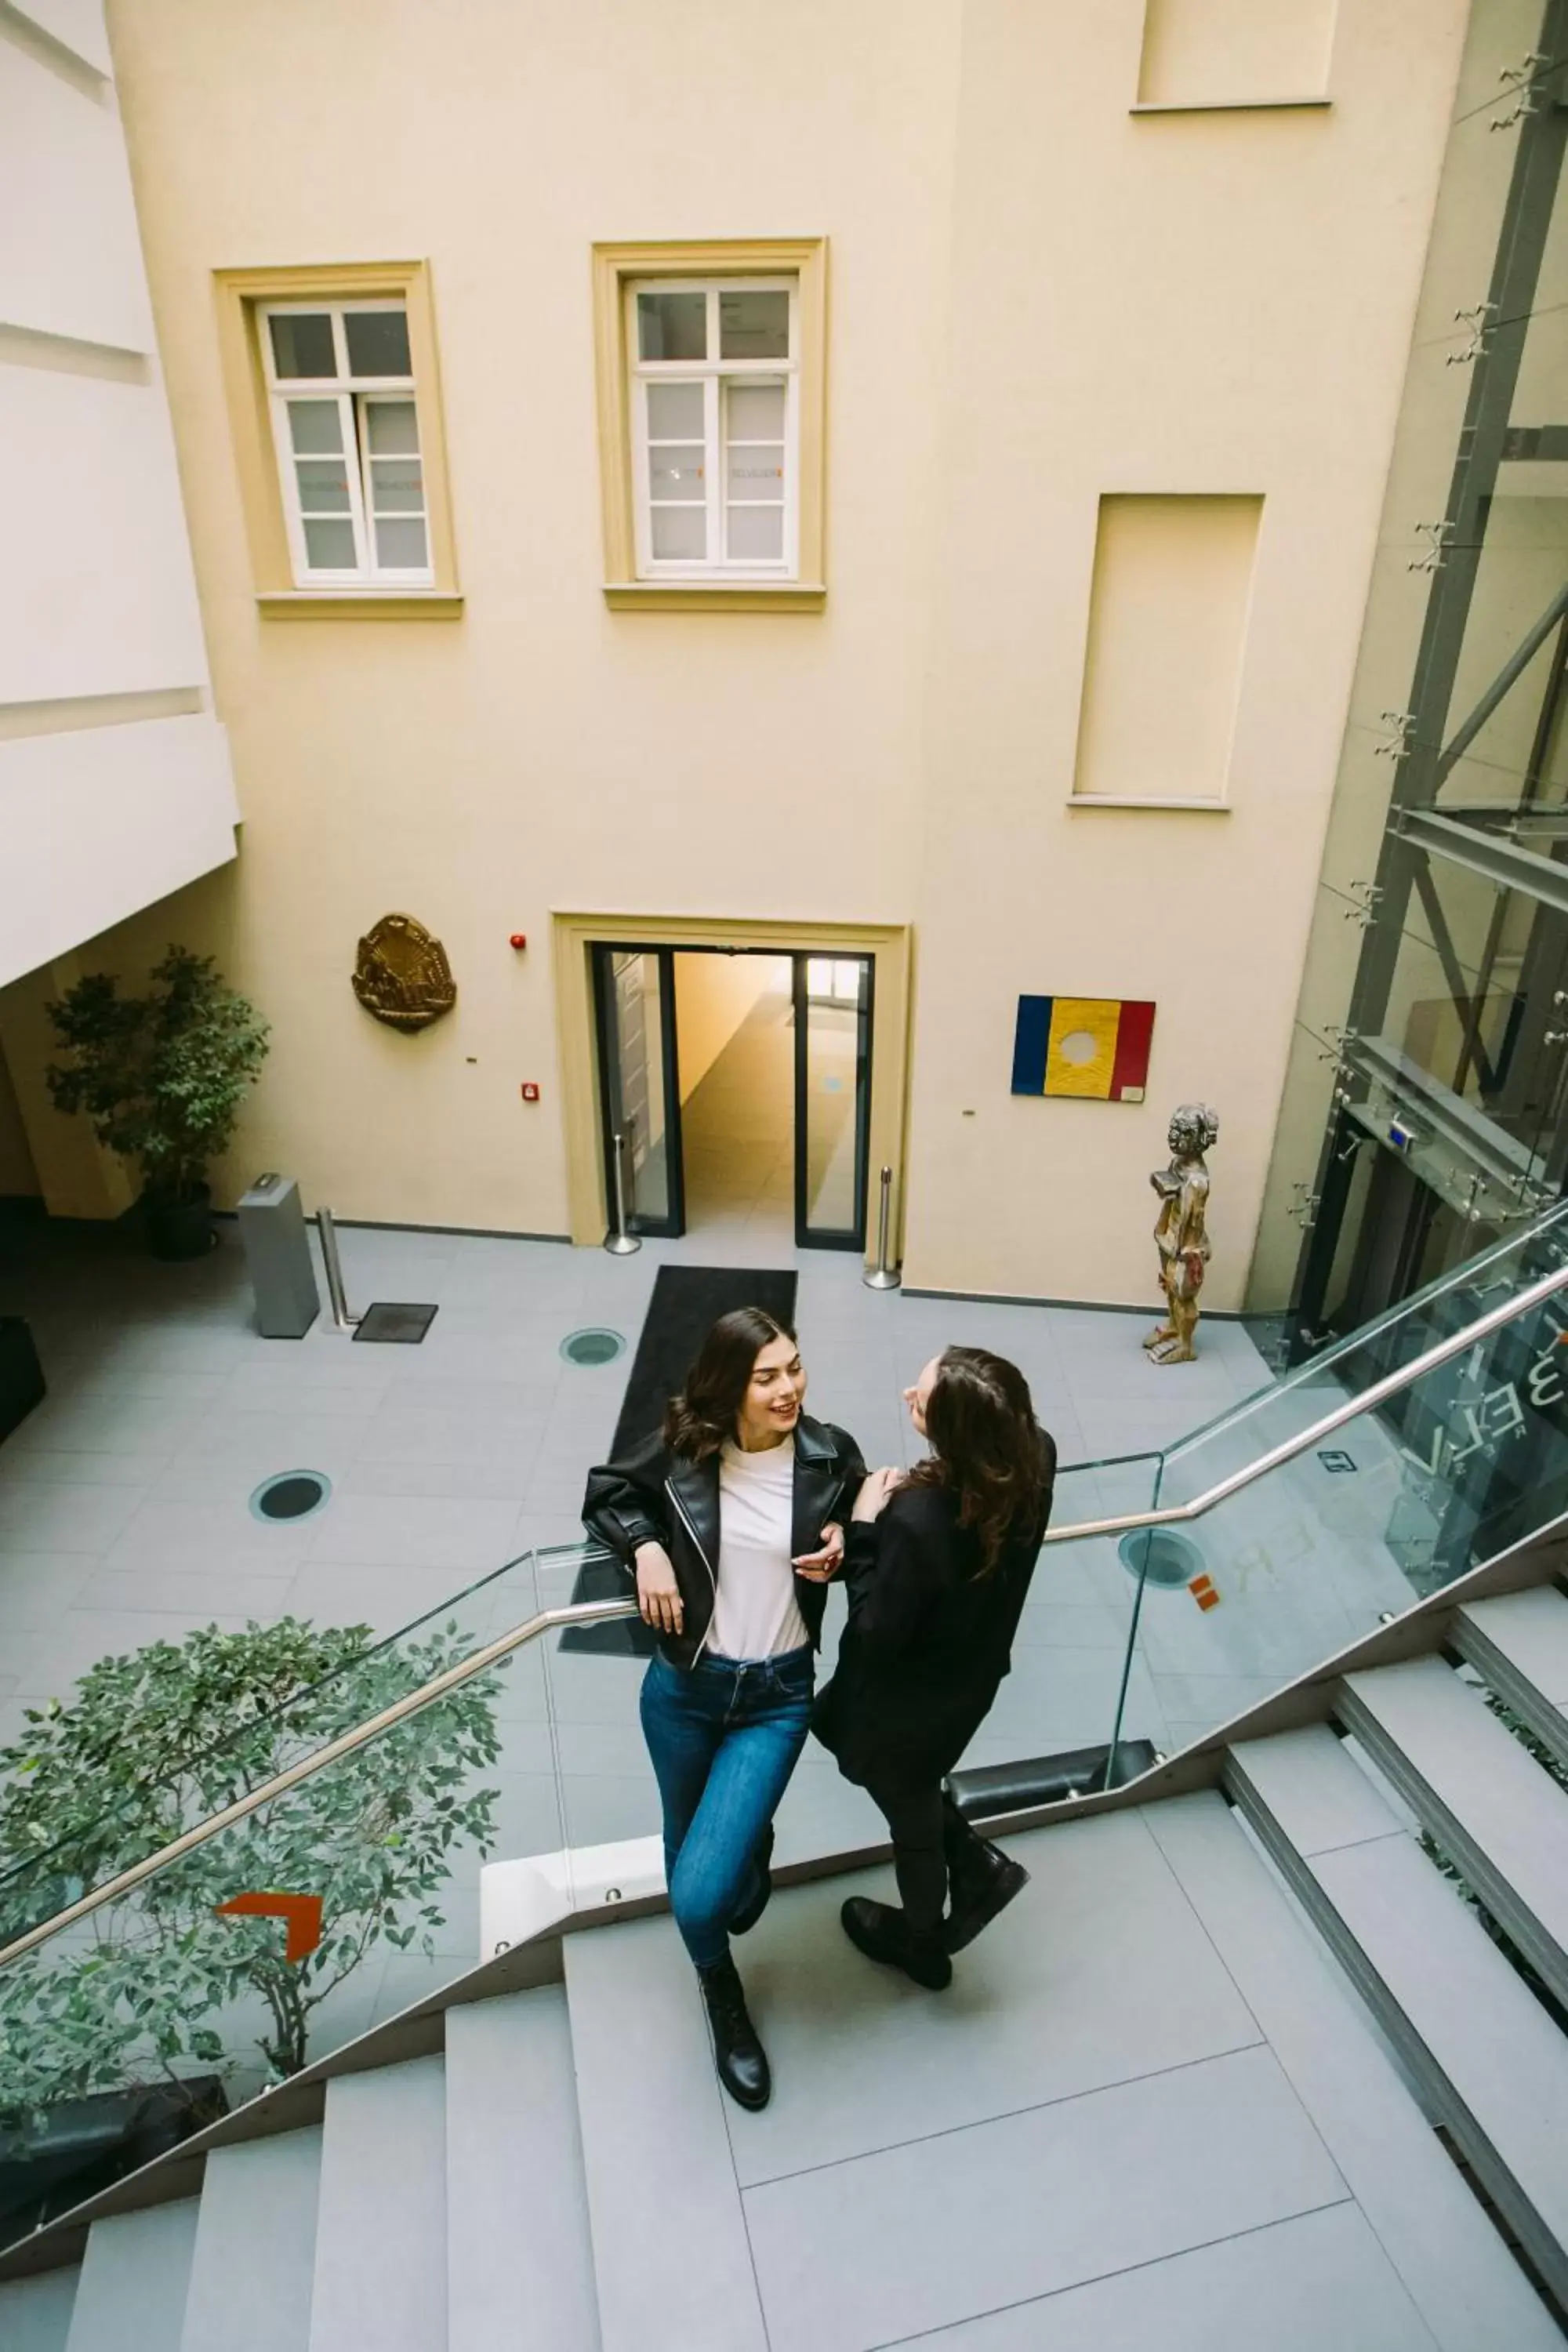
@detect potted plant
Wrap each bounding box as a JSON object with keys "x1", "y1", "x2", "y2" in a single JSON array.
[
  {"x1": 45, "y1": 947, "x2": 270, "y2": 1260},
  {"x1": 0, "y1": 1615, "x2": 503, "y2": 2243}
]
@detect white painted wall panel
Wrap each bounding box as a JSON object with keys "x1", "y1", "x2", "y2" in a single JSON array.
[
  {"x1": 9, "y1": 0, "x2": 112, "y2": 76},
  {"x1": 0, "y1": 39, "x2": 152, "y2": 352},
  {"x1": 0, "y1": 368, "x2": 208, "y2": 704},
  {"x1": 0, "y1": 716, "x2": 240, "y2": 987}
]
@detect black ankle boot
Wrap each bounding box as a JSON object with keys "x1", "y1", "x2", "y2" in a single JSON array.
[
  {"x1": 840, "y1": 1896, "x2": 953, "y2": 1991},
  {"x1": 942, "y1": 1799, "x2": 1029, "y2": 1954},
  {"x1": 728, "y1": 1824, "x2": 775, "y2": 1936},
  {"x1": 698, "y1": 1956, "x2": 771, "y2": 2110}
]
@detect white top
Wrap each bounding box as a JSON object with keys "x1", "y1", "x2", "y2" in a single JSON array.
[{"x1": 706, "y1": 1436, "x2": 809, "y2": 1662}]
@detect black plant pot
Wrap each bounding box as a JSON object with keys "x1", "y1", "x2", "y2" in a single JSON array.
[{"x1": 143, "y1": 1184, "x2": 216, "y2": 1261}]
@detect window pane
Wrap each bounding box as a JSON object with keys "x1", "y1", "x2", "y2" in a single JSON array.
[
  {"x1": 295, "y1": 458, "x2": 352, "y2": 514},
  {"x1": 637, "y1": 291, "x2": 706, "y2": 362},
  {"x1": 726, "y1": 443, "x2": 783, "y2": 503},
  {"x1": 647, "y1": 381, "x2": 704, "y2": 440},
  {"x1": 287, "y1": 399, "x2": 343, "y2": 455},
  {"x1": 719, "y1": 289, "x2": 789, "y2": 360},
  {"x1": 374, "y1": 516, "x2": 429, "y2": 568},
  {"x1": 651, "y1": 506, "x2": 706, "y2": 561},
  {"x1": 303, "y1": 517, "x2": 358, "y2": 568},
  {"x1": 369, "y1": 457, "x2": 424, "y2": 514},
  {"x1": 648, "y1": 444, "x2": 704, "y2": 502},
  {"x1": 726, "y1": 379, "x2": 785, "y2": 441},
  {"x1": 269, "y1": 312, "x2": 336, "y2": 379},
  {"x1": 365, "y1": 399, "x2": 419, "y2": 455},
  {"x1": 727, "y1": 505, "x2": 783, "y2": 561},
  {"x1": 344, "y1": 309, "x2": 412, "y2": 378}
]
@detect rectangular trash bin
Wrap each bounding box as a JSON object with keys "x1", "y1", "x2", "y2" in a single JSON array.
[{"x1": 238, "y1": 1174, "x2": 321, "y2": 1339}]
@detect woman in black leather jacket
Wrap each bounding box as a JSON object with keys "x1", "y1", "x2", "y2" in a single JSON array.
[
  {"x1": 814, "y1": 1345, "x2": 1054, "y2": 1989},
  {"x1": 583, "y1": 1307, "x2": 865, "y2": 2109}
]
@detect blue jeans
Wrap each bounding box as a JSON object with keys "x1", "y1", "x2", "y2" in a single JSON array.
[{"x1": 639, "y1": 1645, "x2": 814, "y2": 1969}]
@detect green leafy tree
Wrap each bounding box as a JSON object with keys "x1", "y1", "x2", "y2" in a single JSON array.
[
  {"x1": 45, "y1": 947, "x2": 270, "y2": 1203},
  {"x1": 0, "y1": 1619, "x2": 503, "y2": 2130}
]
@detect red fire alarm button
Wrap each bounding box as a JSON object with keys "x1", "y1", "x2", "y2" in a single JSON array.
[
  {"x1": 509, "y1": 933, "x2": 528, "y2": 951},
  {"x1": 520, "y1": 1082, "x2": 540, "y2": 1103}
]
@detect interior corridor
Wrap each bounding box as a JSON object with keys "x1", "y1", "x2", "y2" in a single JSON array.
[{"x1": 676, "y1": 955, "x2": 794, "y2": 1243}]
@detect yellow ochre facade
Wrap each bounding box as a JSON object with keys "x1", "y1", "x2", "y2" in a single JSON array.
[{"x1": 2, "y1": 0, "x2": 1480, "y2": 1305}]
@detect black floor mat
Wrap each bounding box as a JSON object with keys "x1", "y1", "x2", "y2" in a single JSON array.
[{"x1": 559, "y1": 1265, "x2": 799, "y2": 1657}]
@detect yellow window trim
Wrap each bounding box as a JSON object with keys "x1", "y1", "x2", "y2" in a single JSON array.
[
  {"x1": 213, "y1": 259, "x2": 460, "y2": 610},
  {"x1": 591, "y1": 238, "x2": 827, "y2": 610}
]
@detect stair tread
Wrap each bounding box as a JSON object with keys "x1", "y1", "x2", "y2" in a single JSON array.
[
  {"x1": 1147, "y1": 1784, "x2": 1565, "y2": 2352},
  {"x1": 1341, "y1": 1657, "x2": 1568, "y2": 1964},
  {"x1": 1229, "y1": 1726, "x2": 1568, "y2": 2270},
  {"x1": 0, "y1": 2267, "x2": 80, "y2": 2352},
  {"x1": 565, "y1": 1917, "x2": 766, "y2": 2352},
  {"x1": 180, "y1": 2127, "x2": 322, "y2": 2352},
  {"x1": 307, "y1": 2058, "x2": 445, "y2": 2352},
  {"x1": 445, "y1": 1987, "x2": 600, "y2": 2352},
  {"x1": 1460, "y1": 1588, "x2": 1568, "y2": 1711},
  {"x1": 65, "y1": 2204, "x2": 200, "y2": 2352}
]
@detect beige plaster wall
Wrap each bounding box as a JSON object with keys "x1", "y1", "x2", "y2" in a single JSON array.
[
  {"x1": 85, "y1": 0, "x2": 1466, "y2": 1300},
  {"x1": 673, "y1": 953, "x2": 786, "y2": 1105}
]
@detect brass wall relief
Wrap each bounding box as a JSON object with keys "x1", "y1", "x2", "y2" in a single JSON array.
[{"x1": 352, "y1": 914, "x2": 456, "y2": 1031}]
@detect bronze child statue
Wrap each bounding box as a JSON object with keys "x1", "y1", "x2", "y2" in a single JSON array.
[{"x1": 1145, "y1": 1103, "x2": 1218, "y2": 1366}]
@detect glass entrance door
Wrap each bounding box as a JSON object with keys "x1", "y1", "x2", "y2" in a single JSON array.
[
  {"x1": 593, "y1": 946, "x2": 684, "y2": 1237},
  {"x1": 793, "y1": 954, "x2": 873, "y2": 1249}
]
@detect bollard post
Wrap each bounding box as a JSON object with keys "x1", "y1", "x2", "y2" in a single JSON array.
[
  {"x1": 603, "y1": 1131, "x2": 642, "y2": 1255},
  {"x1": 317, "y1": 1207, "x2": 361, "y2": 1330},
  {"x1": 862, "y1": 1164, "x2": 901, "y2": 1290}
]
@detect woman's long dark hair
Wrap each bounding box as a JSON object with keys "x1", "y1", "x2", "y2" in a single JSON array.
[
  {"x1": 907, "y1": 1345, "x2": 1050, "y2": 1572},
  {"x1": 665, "y1": 1307, "x2": 797, "y2": 1462}
]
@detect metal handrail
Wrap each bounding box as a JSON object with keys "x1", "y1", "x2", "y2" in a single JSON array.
[{"x1": 5, "y1": 1248, "x2": 1568, "y2": 1970}]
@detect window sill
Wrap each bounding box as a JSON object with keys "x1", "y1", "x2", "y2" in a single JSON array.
[
  {"x1": 603, "y1": 581, "x2": 826, "y2": 614},
  {"x1": 1129, "y1": 96, "x2": 1330, "y2": 115},
  {"x1": 257, "y1": 591, "x2": 465, "y2": 622},
  {"x1": 1066, "y1": 795, "x2": 1232, "y2": 812}
]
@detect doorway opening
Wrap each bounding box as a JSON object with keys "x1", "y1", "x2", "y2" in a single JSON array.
[{"x1": 590, "y1": 942, "x2": 873, "y2": 1250}]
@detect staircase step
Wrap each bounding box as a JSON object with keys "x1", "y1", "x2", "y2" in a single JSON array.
[
  {"x1": 64, "y1": 2204, "x2": 200, "y2": 2352},
  {"x1": 0, "y1": 2267, "x2": 79, "y2": 2352},
  {"x1": 1149, "y1": 1784, "x2": 1565, "y2": 2351},
  {"x1": 445, "y1": 1989, "x2": 600, "y2": 2352},
  {"x1": 1455, "y1": 1588, "x2": 1568, "y2": 1762},
  {"x1": 180, "y1": 2128, "x2": 322, "y2": 2352},
  {"x1": 1338, "y1": 1654, "x2": 1568, "y2": 2012},
  {"x1": 307, "y1": 2059, "x2": 445, "y2": 2352},
  {"x1": 1227, "y1": 1722, "x2": 1568, "y2": 2322},
  {"x1": 565, "y1": 1917, "x2": 765, "y2": 2352}
]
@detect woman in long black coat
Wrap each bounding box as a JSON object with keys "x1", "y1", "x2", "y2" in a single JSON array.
[{"x1": 813, "y1": 1345, "x2": 1054, "y2": 1988}]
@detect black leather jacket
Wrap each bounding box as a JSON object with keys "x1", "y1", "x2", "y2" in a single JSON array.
[{"x1": 582, "y1": 1413, "x2": 867, "y2": 1671}]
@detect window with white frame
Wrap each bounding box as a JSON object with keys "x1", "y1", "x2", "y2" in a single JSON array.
[
  {"x1": 628, "y1": 278, "x2": 798, "y2": 578},
  {"x1": 260, "y1": 301, "x2": 432, "y2": 585},
  {"x1": 807, "y1": 958, "x2": 863, "y2": 1004}
]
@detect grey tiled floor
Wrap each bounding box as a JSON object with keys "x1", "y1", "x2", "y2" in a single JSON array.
[{"x1": 0, "y1": 1208, "x2": 1425, "y2": 1926}]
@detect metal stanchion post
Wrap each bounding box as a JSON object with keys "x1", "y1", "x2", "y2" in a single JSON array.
[
  {"x1": 317, "y1": 1206, "x2": 361, "y2": 1330},
  {"x1": 863, "y1": 1164, "x2": 901, "y2": 1290},
  {"x1": 603, "y1": 1130, "x2": 642, "y2": 1256}
]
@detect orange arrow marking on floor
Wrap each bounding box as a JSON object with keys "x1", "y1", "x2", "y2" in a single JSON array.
[{"x1": 215, "y1": 1891, "x2": 324, "y2": 1964}]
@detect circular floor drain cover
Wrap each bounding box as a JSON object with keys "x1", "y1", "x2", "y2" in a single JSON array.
[
  {"x1": 249, "y1": 1470, "x2": 332, "y2": 1523},
  {"x1": 1117, "y1": 1528, "x2": 1204, "y2": 1588},
  {"x1": 561, "y1": 1327, "x2": 625, "y2": 1367}
]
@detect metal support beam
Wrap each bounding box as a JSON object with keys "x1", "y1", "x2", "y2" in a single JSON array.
[
  {"x1": 1436, "y1": 577, "x2": 1568, "y2": 781},
  {"x1": 1391, "y1": 804, "x2": 1568, "y2": 919}
]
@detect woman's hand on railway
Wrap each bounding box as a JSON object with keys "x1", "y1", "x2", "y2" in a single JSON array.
[
  {"x1": 634, "y1": 1542, "x2": 684, "y2": 1635},
  {"x1": 851, "y1": 1467, "x2": 901, "y2": 1523},
  {"x1": 793, "y1": 1520, "x2": 847, "y2": 1581}
]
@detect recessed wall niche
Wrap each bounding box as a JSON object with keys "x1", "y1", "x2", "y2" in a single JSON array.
[
  {"x1": 1137, "y1": 0, "x2": 1335, "y2": 110},
  {"x1": 1071, "y1": 493, "x2": 1262, "y2": 807}
]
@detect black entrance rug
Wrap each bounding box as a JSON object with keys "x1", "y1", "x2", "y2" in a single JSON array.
[{"x1": 559, "y1": 1265, "x2": 799, "y2": 1657}]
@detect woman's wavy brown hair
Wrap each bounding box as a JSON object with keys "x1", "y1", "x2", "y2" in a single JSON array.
[
  {"x1": 664, "y1": 1307, "x2": 797, "y2": 1463},
  {"x1": 906, "y1": 1345, "x2": 1051, "y2": 1572}
]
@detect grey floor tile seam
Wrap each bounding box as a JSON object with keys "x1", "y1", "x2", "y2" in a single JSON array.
[
  {"x1": 733, "y1": 2034, "x2": 1269, "y2": 2194},
  {"x1": 1131, "y1": 1805, "x2": 1368, "y2": 2208},
  {"x1": 858, "y1": 2198, "x2": 1413, "y2": 2352}
]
